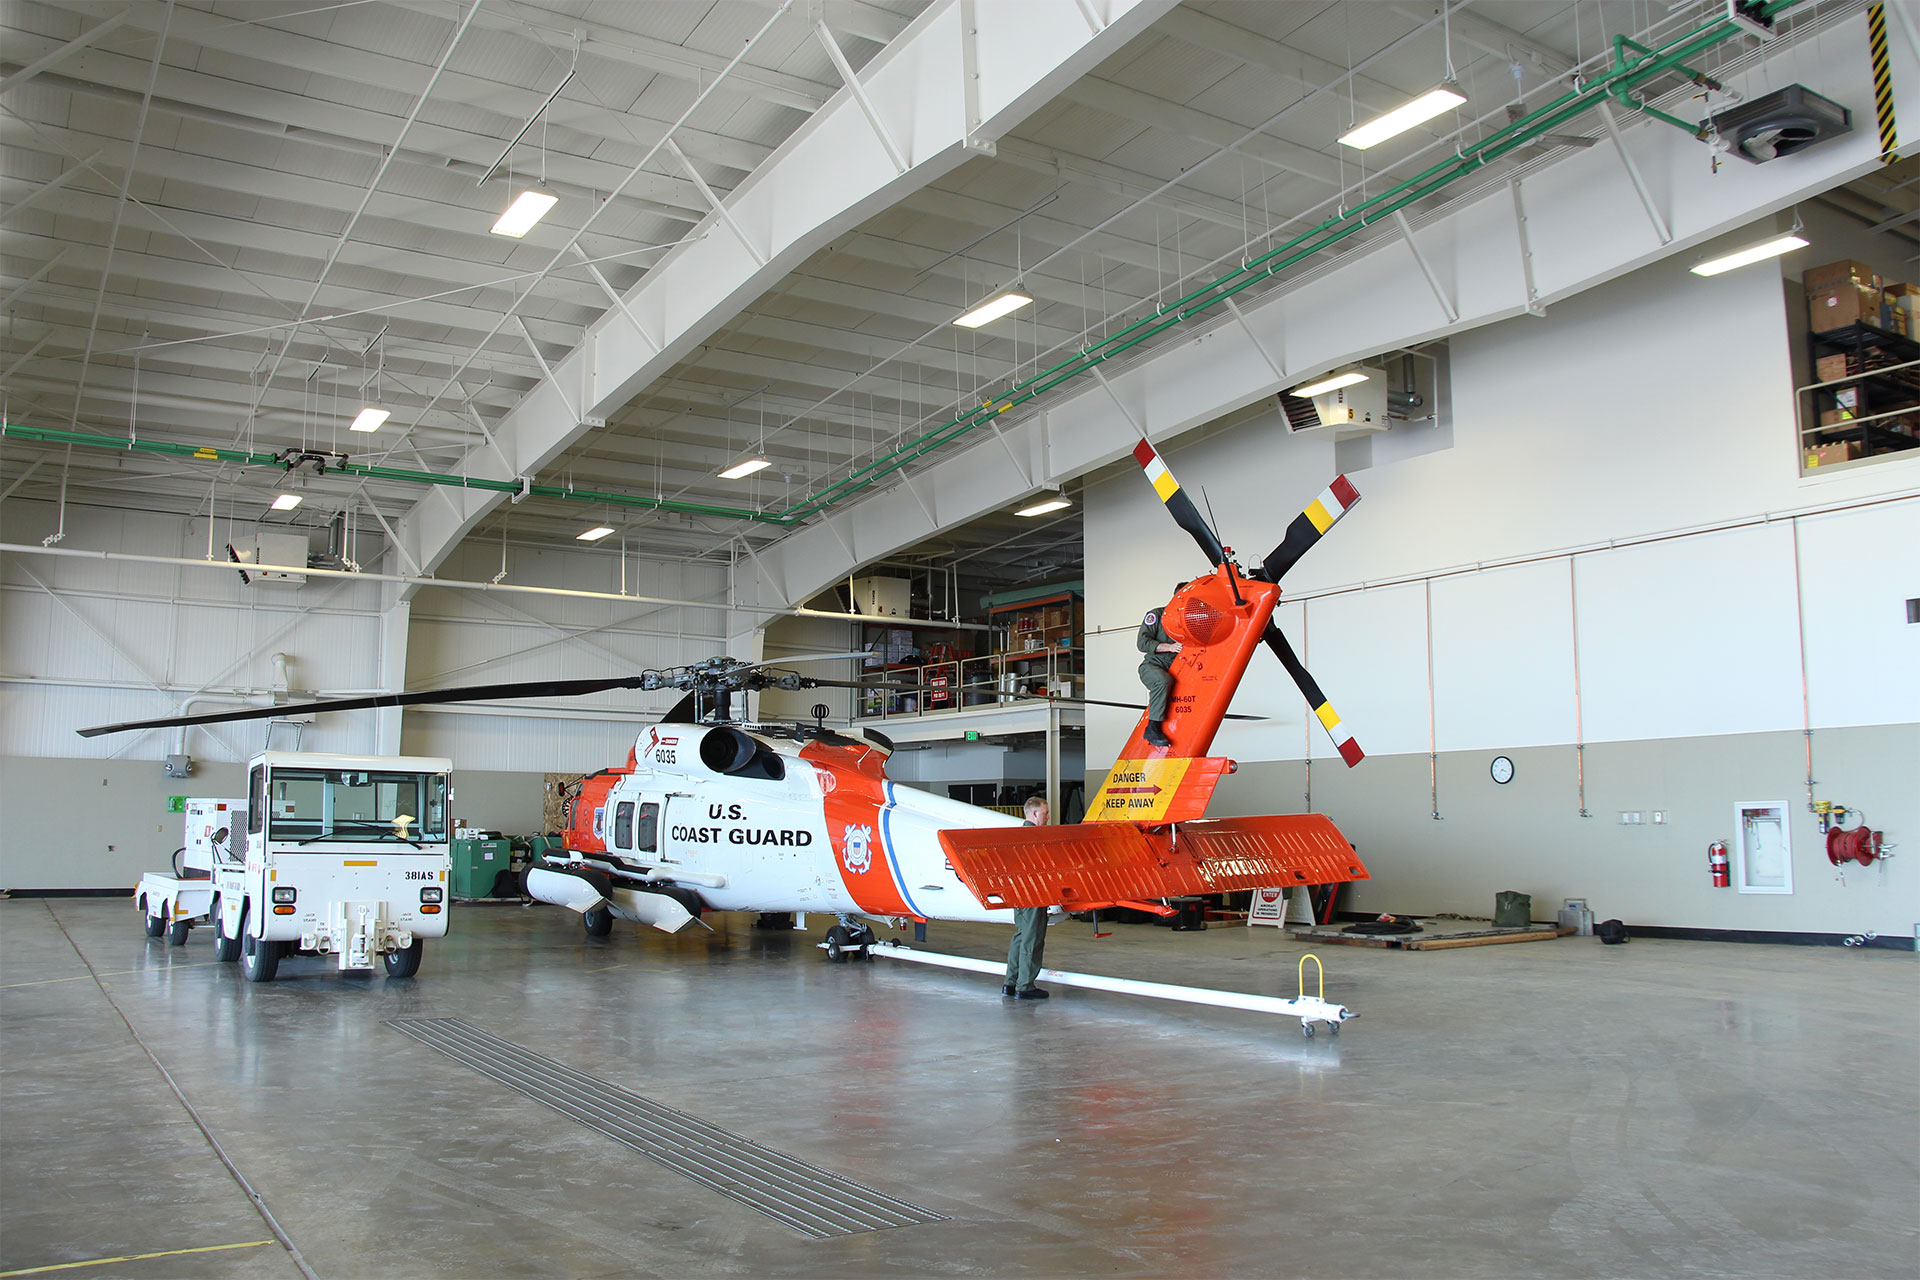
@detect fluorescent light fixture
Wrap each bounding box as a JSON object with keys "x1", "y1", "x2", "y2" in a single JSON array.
[
  {"x1": 1338, "y1": 83, "x2": 1467, "y2": 150},
  {"x1": 1016, "y1": 497, "x2": 1072, "y2": 517},
  {"x1": 348, "y1": 406, "x2": 390, "y2": 433},
  {"x1": 576, "y1": 526, "x2": 615, "y2": 542},
  {"x1": 1290, "y1": 371, "x2": 1370, "y2": 398},
  {"x1": 1690, "y1": 233, "x2": 1809, "y2": 277},
  {"x1": 953, "y1": 292, "x2": 1033, "y2": 328},
  {"x1": 271, "y1": 494, "x2": 303, "y2": 511},
  {"x1": 491, "y1": 189, "x2": 558, "y2": 238},
  {"x1": 718, "y1": 456, "x2": 772, "y2": 480}
]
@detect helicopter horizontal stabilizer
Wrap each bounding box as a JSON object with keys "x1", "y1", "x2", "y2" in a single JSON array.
[{"x1": 938, "y1": 814, "x2": 1368, "y2": 911}]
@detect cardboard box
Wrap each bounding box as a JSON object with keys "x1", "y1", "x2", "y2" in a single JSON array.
[
  {"x1": 1803, "y1": 259, "x2": 1877, "y2": 292},
  {"x1": 1808, "y1": 284, "x2": 1880, "y2": 331},
  {"x1": 1815, "y1": 353, "x2": 1853, "y2": 383},
  {"x1": 1804, "y1": 441, "x2": 1863, "y2": 468},
  {"x1": 1882, "y1": 282, "x2": 1919, "y2": 300}
]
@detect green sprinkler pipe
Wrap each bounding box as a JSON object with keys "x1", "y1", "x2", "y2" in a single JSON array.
[
  {"x1": 775, "y1": 0, "x2": 1807, "y2": 522},
  {"x1": 0, "y1": 424, "x2": 793, "y2": 525},
  {"x1": 6, "y1": 2, "x2": 1803, "y2": 535}
]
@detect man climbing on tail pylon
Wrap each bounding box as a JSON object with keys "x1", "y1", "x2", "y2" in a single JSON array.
[{"x1": 1136, "y1": 584, "x2": 1186, "y2": 748}]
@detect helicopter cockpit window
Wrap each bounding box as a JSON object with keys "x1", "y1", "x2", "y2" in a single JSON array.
[
  {"x1": 636, "y1": 802, "x2": 658, "y2": 853},
  {"x1": 266, "y1": 769, "x2": 450, "y2": 846},
  {"x1": 614, "y1": 801, "x2": 634, "y2": 850}
]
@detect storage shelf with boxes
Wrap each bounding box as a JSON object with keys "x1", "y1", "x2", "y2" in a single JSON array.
[{"x1": 1799, "y1": 260, "x2": 1920, "y2": 474}]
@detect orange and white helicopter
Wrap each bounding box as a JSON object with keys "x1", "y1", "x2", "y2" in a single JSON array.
[{"x1": 82, "y1": 443, "x2": 1373, "y2": 964}]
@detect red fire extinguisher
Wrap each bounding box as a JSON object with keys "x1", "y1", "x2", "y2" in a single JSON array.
[{"x1": 1708, "y1": 840, "x2": 1730, "y2": 888}]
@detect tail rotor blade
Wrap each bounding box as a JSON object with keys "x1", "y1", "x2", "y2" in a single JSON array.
[
  {"x1": 1260, "y1": 475, "x2": 1361, "y2": 582},
  {"x1": 1133, "y1": 439, "x2": 1225, "y2": 566},
  {"x1": 1262, "y1": 621, "x2": 1364, "y2": 767},
  {"x1": 76, "y1": 675, "x2": 652, "y2": 739}
]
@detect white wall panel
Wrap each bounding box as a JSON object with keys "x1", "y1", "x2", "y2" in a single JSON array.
[
  {"x1": 1431, "y1": 561, "x2": 1577, "y2": 752},
  {"x1": 1795, "y1": 502, "x2": 1920, "y2": 730},
  {"x1": 1292, "y1": 584, "x2": 1431, "y2": 761},
  {"x1": 1575, "y1": 523, "x2": 1803, "y2": 743}
]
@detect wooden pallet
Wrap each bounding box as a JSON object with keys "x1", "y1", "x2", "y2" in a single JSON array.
[{"x1": 1286, "y1": 919, "x2": 1572, "y2": 950}]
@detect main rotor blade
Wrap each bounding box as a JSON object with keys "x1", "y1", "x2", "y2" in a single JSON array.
[
  {"x1": 1259, "y1": 475, "x2": 1360, "y2": 582},
  {"x1": 1133, "y1": 439, "x2": 1225, "y2": 566},
  {"x1": 744, "y1": 651, "x2": 868, "y2": 668},
  {"x1": 1261, "y1": 621, "x2": 1363, "y2": 766},
  {"x1": 882, "y1": 685, "x2": 1263, "y2": 720},
  {"x1": 76, "y1": 675, "x2": 653, "y2": 739}
]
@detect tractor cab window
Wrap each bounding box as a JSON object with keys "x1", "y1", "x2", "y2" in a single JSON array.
[
  {"x1": 614, "y1": 801, "x2": 635, "y2": 850},
  {"x1": 266, "y1": 769, "x2": 450, "y2": 846},
  {"x1": 636, "y1": 802, "x2": 658, "y2": 853}
]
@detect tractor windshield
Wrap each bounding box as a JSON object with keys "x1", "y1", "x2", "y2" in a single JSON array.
[{"x1": 266, "y1": 769, "x2": 449, "y2": 846}]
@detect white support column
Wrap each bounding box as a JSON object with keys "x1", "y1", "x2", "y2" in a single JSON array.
[{"x1": 376, "y1": 591, "x2": 411, "y2": 755}]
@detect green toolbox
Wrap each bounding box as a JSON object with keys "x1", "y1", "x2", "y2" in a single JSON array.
[{"x1": 451, "y1": 837, "x2": 512, "y2": 899}]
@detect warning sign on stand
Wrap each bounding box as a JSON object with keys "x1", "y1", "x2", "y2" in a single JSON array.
[{"x1": 1248, "y1": 886, "x2": 1290, "y2": 927}]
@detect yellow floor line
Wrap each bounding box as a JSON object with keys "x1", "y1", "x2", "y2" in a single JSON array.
[
  {"x1": 0, "y1": 962, "x2": 219, "y2": 990},
  {"x1": 0, "y1": 1240, "x2": 273, "y2": 1276}
]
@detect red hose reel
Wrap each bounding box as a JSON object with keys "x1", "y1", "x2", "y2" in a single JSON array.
[{"x1": 1826, "y1": 825, "x2": 1886, "y2": 868}]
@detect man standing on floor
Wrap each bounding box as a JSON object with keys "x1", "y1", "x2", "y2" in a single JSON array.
[
  {"x1": 1003, "y1": 794, "x2": 1052, "y2": 1000},
  {"x1": 1137, "y1": 587, "x2": 1185, "y2": 747}
]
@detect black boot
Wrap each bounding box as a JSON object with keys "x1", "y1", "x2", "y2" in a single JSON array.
[
  {"x1": 1015, "y1": 986, "x2": 1050, "y2": 1000},
  {"x1": 1001, "y1": 984, "x2": 1016, "y2": 997},
  {"x1": 1144, "y1": 720, "x2": 1172, "y2": 747}
]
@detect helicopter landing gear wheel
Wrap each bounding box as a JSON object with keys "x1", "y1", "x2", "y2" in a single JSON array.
[
  {"x1": 824, "y1": 924, "x2": 854, "y2": 963},
  {"x1": 582, "y1": 906, "x2": 613, "y2": 937}
]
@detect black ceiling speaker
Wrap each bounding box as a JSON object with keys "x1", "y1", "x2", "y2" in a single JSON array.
[{"x1": 1708, "y1": 84, "x2": 1852, "y2": 163}]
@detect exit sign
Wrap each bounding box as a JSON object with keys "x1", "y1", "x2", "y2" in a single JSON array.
[{"x1": 963, "y1": 731, "x2": 980, "y2": 741}]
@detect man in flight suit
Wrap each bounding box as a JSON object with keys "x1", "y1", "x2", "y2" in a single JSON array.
[
  {"x1": 1136, "y1": 587, "x2": 1185, "y2": 747},
  {"x1": 1002, "y1": 795, "x2": 1052, "y2": 1000}
]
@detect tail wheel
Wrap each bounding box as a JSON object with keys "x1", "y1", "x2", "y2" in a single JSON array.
[
  {"x1": 383, "y1": 939, "x2": 424, "y2": 978},
  {"x1": 582, "y1": 906, "x2": 613, "y2": 937},
  {"x1": 142, "y1": 898, "x2": 165, "y2": 937},
  {"x1": 212, "y1": 899, "x2": 241, "y2": 962},
  {"x1": 240, "y1": 908, "x2": 281, "y2": 983}
]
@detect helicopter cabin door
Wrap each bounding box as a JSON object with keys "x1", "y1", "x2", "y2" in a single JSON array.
[{"x1": 607, "y1": 792, "x2": 665, "y2": 870}]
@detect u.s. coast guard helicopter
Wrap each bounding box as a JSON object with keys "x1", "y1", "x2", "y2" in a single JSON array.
[{"x1": 81, "y1": 445, "x2": 1374, "y2": 962}]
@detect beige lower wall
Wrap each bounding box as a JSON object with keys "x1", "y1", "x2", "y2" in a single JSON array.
[
  {"x1": 1090, "y1": 724, "x2": 1920, "y2": 938},
  {"x1": 0, "y1": 758, "x2": 548, "y2": 891}
]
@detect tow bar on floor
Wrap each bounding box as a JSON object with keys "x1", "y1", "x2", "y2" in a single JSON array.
[{"x1": 865, "y1": 941, "x2": 1355, "y2": 1036}]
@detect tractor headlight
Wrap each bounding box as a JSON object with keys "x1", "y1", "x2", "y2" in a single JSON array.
[
  {"x1": 271, "y1": 886, "x2": 297, "y2": 904},
  {"x1": 420, "y1": 887, "x2": 443, "y2": 904}
]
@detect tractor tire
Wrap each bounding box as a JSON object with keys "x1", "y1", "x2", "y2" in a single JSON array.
[
  {"x1": 142, "y1": 900, "x2": 165, "y2": 937},
  {"x1": 240, "y1": 910, "x2": 281, "y2": 983},
  {"x1": 383, "y1": 939, "x2": 424, "y2": 979},
  {"x1": 167, "y1": 917, "x2": 190, "y2": 946},
  {"x1": 212, "y1": 900, "x2": 241, "y2": 962}
]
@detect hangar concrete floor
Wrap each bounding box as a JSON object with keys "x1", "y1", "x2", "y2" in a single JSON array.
[{"x1": 2, "y1": 898, "x2": 1915, "y2": 1280}]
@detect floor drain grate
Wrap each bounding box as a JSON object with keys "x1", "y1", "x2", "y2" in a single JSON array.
[{"x1": 387, "y1": 1017, "x2": 947, "y2": 1238}]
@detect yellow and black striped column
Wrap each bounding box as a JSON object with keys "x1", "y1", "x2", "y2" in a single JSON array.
[{"x1": 1869, "y1": 3, "x2": 1897, "y2": 165}]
